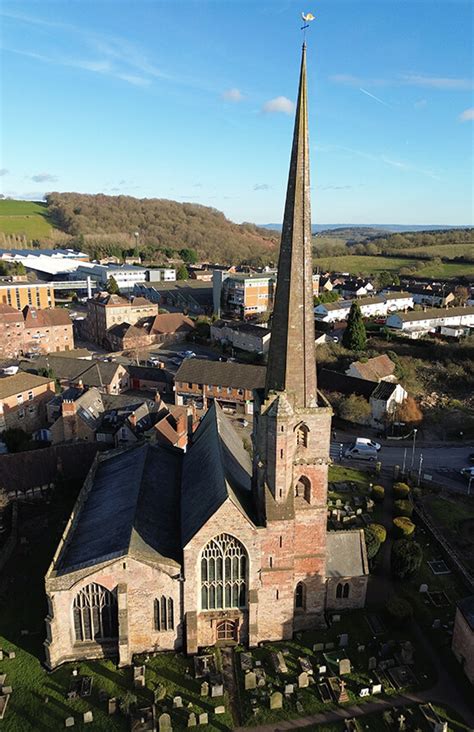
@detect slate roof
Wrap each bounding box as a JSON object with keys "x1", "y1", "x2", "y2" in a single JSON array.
[
  {"x1": 127, "y1": 365, "x2": 174, "y2": 385},
  {"x1": 175, "y1": 358, "x2": 266, "y2": 391},
  {"x1": 318, "y1": 369, "x2": 375, "y2": 399},
  {"x1": 326, "y1": 530, "x2": 368, "y2": 577},
  {"x1": 391, "y1": 306, "x2": 474, "y2": 322},
  {"x1": 349, "y1": 355, "x2": 395, "y2": 382},
  {"x1": 458, "y1": 596, "x2": 474, "y2": 631},
  {"x1": 56, "y1": 443, "x2": 182, "y2": 574},
  {"x1": 0, "y1": 372, "x2": 53, "y2": 399},
  {"x1": 21, "y1": 356, "x2": 125, "y2": 388},
  {"x1": 371, "y1": 381, "x2": 398, "y2": 401},
  {"x1": 181, "y1": 402, "x2": 256, "y2": 546}
]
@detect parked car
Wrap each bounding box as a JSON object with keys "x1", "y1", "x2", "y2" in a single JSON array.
[
  {"x1": 344, "y1": 443, "x2": 378, "y2": 462},
  {"x1": 461, "y1": 467, "x2": 474, "y2": 479},
  {"x1": 355, "y1": 437, "x2": 381, "y2": 451}
]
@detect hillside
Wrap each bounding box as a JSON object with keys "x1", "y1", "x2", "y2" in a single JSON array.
[
  {"x1": 0, "y1": 200, "x2": 53, "y2": 243},
  {"x1": 45, "y1": 192, "x2": 278, "y2": 264}
]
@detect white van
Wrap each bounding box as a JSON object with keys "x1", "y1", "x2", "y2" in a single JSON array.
[{"x1": 344, "y1": 443, "x2": 378, "y2": 461}]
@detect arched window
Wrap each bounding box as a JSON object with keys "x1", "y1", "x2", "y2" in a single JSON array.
[
  {"x1": 295, "y1": 475, "x2": 311, "y2": 503},
  {"x1": 73, "y1": 583, "x2": 118, "y2": 642},
  {"x1": 201, "y1": 534, "x2": 247, "y2": 611},
  {"x1": 217, "y1": 620, "x2": 236, "y2": 641},
  {"x1": 154, "y1": 596, "x2": 174, "y2": 631},
  {"x1": 343, "y1": 582, "x2": 350, "y2": 599},
  {"x1": 336, "y1": 583, "x2": 343, "y2": 599},
  {"x1": 336, "y1": 582, "x2": 350, "y2": 600},
  {"x1": 296, "y1": 423, "x2": 309, "y2": 448},
  {"x1": 295, "y1": 582, "x2": 306, "y2": 610}
]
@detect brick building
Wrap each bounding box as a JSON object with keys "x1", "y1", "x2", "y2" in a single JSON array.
[
  {"x1": 44, "y1": 47, "x2": 368, "y2": 669},
  {"x1": 22, "y1": 305, "x2": 74, "y2": 355},
  {"x1": 0, "y1": 304, "x2": 24, "y2": 359},
  {"x1": 84, "y1": 293, "x2": 158, "y2": 347},
  {"x1": 0, "y1": 372, "x2": 55, "y2": 433}
]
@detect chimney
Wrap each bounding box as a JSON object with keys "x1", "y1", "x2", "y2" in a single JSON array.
[
  {"x1": 129, "y1": 412, "x2": 137, "y2": 428},
  {"x1": 154, "y1": 390, "x2": 161, "y2": 404},
  {"x1": 62, "y1": 399, "x2": 77, "y2": 417}
]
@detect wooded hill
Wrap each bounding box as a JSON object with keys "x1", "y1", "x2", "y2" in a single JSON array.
[{"x1": 45, "y1": 192, "x2": 279, "y2": 265}]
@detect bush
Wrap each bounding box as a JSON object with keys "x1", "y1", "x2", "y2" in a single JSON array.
[
  {"x1": 372, "y1": 485, "x2": 385, "y2": 503},
  {"x1": 391, "y1": 539, "x2": 423, "y2": 579},
  {"x1": 393, "y1": 516, "x2": 416, "y2": 538},
  {"x1": 385, "y1": 595, "x2": 413, "y2": 626},
  {"x1": 394, "y1": 499, "x2": 413, "y2": 518},
  {"x1": 368, "y1": 523, "x2": 387, "y2": 543},
  {"x1": 364, "y1": 527, "x2": 381, "y2": 560},
  {"x1": 393, "y1": 482, "x2": 411, "y2": 498}
]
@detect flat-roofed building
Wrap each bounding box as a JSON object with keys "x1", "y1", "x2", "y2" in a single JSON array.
[{"x1": 0, "y1": 280, "x2": 55, "y2": 310}]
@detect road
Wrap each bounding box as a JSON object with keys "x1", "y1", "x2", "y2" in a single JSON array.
[{"x1": 330, "y1": 439, "x2": 474, "y2": 493}]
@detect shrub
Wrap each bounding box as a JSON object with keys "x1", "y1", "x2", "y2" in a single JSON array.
[
  {"x1": 385, "y1": 595, "x2": 413, "y2": 626},
  {"x1": 391, "y1": 539, "x2": 423, "y2": 579},
  {"x1": 364, "y1": 527, "x2": 381, "y2": 560},
  {"x1": 393, "y1": 516, "x2": 416, "y2": 538},
  {"x1": 372, "y1": 485, "x2": 385, "y2": 503},
  {"x1": 368, "y1": 523, "x2": 387, "y2": 544},
  {"x1": 394, "y1": 499, "x2": 413, "y2": 518},
  {"x1": 393, "y1": 482, "x2": 411, "y2": 498}
]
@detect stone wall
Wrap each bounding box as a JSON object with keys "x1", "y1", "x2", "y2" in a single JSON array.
[
  {"x1": 325, "y1": 575, "x2": 368, "y2": 611},
  {"x1": 452, "y1": 607, "x2": 474, "y2": 685}
]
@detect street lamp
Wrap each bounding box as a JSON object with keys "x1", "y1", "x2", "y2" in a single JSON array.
[
  {"x1": 417, "y1": 453, "x2": 423, "y2": 487},
  {"x1": 468, "y1": 475, "x2": 473, "y2": 498},
  {"x1": 410, "y1": 428, "x2": 418, "y2": 470}
]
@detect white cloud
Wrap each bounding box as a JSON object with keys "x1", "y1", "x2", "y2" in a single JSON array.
[
  {"x1": 262, "y1": 96, "x2": 294, "y2": 115},
  {"x1": 459, "y1": 108, "x2": 474, "y2": 122},
  {"x1": 0, "y1": 168, "x2": 9, "y2": 176},
  {"x1": 400, "y1": 73, "x2": 473, "y2": 90},
  {"x1": 414, "y1": 99, "x2": 427, "y2": 109},
  {"x1": 222, "y1": 88, "x2": 243, "y2": 102},
  {"x1": 254, "y1": 183, "x2": 270, "y2": 191},
  {"x1": 31, "y1": 173, "x2": 58, "y2": 183}
]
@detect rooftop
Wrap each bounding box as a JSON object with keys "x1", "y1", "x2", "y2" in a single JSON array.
[
  {"x1": 175, "y1": 358, "x2": 266, "y2": 391},
  {"x1": 0, "y1": 372, "x2": 54, "y2": 399},
  {"x1": 349, "y1": 354, "x2": 396, "y2": 382},
  {"x1": 326, "y1": 530, "x2": 369, "y2": 577},
  {"x1": 391, "y1": 306, "x2": 474, "y2": 322}
]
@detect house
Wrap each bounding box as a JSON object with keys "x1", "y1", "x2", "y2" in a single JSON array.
[
  {"x1": 22, "y1": 305, "x2": 74, "y2": 355},
  {"x1": 346, "y1": 354, "x2": 397, "y2": 383},
  {"x1": 106, "y1": 321, "x2": 152, "y2": 352},
  {"x1": 314, "y1": 293, "x2": 414, "y2": 323},
  {"x1": 335, "y1": 278, "x2": 375, "y2": 298},
  {"x1": 452, "y1": 596, "x2": 474, "y2": 685},
  {"x1": 0, "y1": 280, "x2": 55, "y2": 310},
  {"x1": 127, "y1": 365, "x2": 174, "y2": 396},
  {"x1": 145, "y1": 405, "x2": 191, "y2": 450},
  {"x1": 386, "y1": 306, "x2": 474, "y2": 336},
  {"x1": 150, "y1": 312, "x2": 195, "y2": 343},
  {"x1": 175, "y1": 358, "x2": 266, "y2": 414},
  {"x1": 49, "y1": 387, "x2": 105, "y2": 444},
  {"x1": 210, "y1": 320, "x2": 271, "y2": 354},
  {"x1": 0, "y1": 372, "x2": 55, "y2": 432},
  {"x1": 21, "y1": 356, "x2": 129, "y2": 395},
  {"x1": 386, "y1": 284, "x2": 455, "y2": 308},
  {"x1": 189, "y1": 269, "x2": 213, "y2": 282},
  {"x1": 0, "y1": 304, "x2": 24, "y2": 359},
  {"x1": 83, "y1": 293, "x2": 158, "y2": 347},
  {"x1": 318, "y1": 369, "x2": 407, "y2": 426}
]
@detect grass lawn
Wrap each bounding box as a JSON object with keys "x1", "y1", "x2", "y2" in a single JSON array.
[
  {"x1": 0, "y1": 199, "x2": 53, "y2": 239},
  {"x1": 313, "y1": 254, "x2": 474, "y2": 278},
  {"x1": 401, "y1": 244, "x2": 474, "y2": 259},
  {"x1": 301, "y1": 702, "x2": 472, "y2": 730},
  {"x1": 422, "y1": 494, "x2": 474, "y2": 533},
  {"x1": 328, "y1": 465, "x2": 372, "y2": 498}
]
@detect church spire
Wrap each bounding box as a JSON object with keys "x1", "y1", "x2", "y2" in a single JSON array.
[{"x1": 264, "y1": 43, "x2": 317, "y2": 409}]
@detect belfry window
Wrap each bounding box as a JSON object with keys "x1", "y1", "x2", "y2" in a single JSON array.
[
  {"x1": 73, "y1": 583, "x2": 118, "y2": 642},
  {"x1": 201, "y1": 534, "x2": 247, "y2": 611},
  {"x1": 295, "y1": 475, "x2": 311, "y2": 503},
  {"x1": 296, "y1": 423, "x2": 309, "y2": 448}
]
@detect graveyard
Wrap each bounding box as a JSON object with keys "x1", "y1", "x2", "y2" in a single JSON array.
[{"x1": 327, "y1": 465, "x2": 385, "y2": 530}]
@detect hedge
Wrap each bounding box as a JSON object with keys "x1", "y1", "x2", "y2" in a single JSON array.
[
  {"x1": 372, "y1": 485, "x2": 385, "y2": 502},
  {"x1": 394, "y1": 499, "x2": 413, "y2": 518},
  {"x1": 368, "y1": 523, "x2": 387, "y2": 544},
  {"x1": 393, "y1": 516, "x2": 415, "y2": 538},
  {"x1": 385, "y1": 595, "x2": 413, "y2": 625},
  {"x1": 393, "y1": 482, "x2": 411, "y2": 498}
]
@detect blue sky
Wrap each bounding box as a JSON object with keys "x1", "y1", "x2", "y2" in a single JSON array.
[{"x1": 1, "y1": 0, "x2": 473, "y2": 225}]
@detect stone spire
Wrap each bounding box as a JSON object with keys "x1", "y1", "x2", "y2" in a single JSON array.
[{"x1": 264, "y1": 43, "x2": 317, "y2": 409}]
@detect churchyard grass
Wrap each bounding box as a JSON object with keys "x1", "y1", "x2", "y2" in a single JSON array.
[{"x1": 299, "y1": 703, "x2": 471, "y2": 730}]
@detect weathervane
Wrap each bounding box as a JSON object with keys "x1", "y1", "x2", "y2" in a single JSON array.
[{"x1": 301, "y1": 11, "x2": 316, "y2": 43}]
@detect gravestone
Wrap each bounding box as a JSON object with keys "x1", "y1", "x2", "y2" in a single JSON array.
[
  {"x1": 173, "y1": 696, "x2": 183, "y2": 708},
  {"x1": 255, "y1": 668, "x2": 267, "y2": 687},
  {"x1": 368, "y1": 656, "x2": 377, "y2": 671},
  {"x1": 0, "y1": 676, "x2": 5, "y2": 686},
  {"x1": 270, "y1": 691, "x2": 283, "y2": 709},
  {"x1": 357, "y1": 645, "x2": 365, "y2": 653},
  {"x1": 401, "y1": 641, "x2": 414, "y2": 665},
  {"x1": 432, "y1": 619, "x2": 441, "y2": 629},
  {"x1": 338, "y1": 679, "x2": 349, "y2": 704},
  {"x1": 318, "y1": 665, "x2": 327, "y2": 675},
  {"x1": 273, "y1": 651, "x2": 288, "y2": 673},
  {"x1": 240, "y1": 652, "x2": 253, "y2": 671},
  {"x1": 338, "y1": 658, "x2": 351, "y2": 676},
  {"x1": 359, "y1": 688, "x2": 370, "y2": 697},
  {"x1": 215, "y1": 706, "x2": 225, "y2": 714},
  {"x1": 158, "y1": 712, "x2": 172, "y2": 731},
  {"x1": 284, "y1": 683, "x2": 294, "y2": 695},
  {"x1": 194, "y1": 654, "x2": 215, "y2": 679},
  {"x1": 371, "y1": 683, "x2": 382, "y2": 695},
  {"x1": 339, "y1": 633, "x2": 349, "y2": 648},
  {"x1": 155, "y1": 684, "x2": 167, "y2": 702},
  {"x1": 200, "y1": 681, "x2": 209, "y2": 697},
  {"x1": 83, "y1": 711, "x2": 93, "y2": 724},
  {"x1": 433, "y1": 724, "x2": 448, "y2": 732},
  {"x1": 7, "y1": 652, "x2": 15, "y2": 660},
  {"x1": 1, "y1": 687, "x2": 12, "y2": 695},
  {"x1": 398, "y1": 713, "x2": 406, "y2": 731},
  {"x1": 325, "y1": 642, "x2": 335, "y2": 650},
  {"x1": 0, "y1": 652, "x2": 3, "y2": 661},
  {"x1": 299, "y1": 657, "x2": 313, "y2": 674},
  {"x1": 245, "y1": 671, "x2": 257, "y2": 691},
  {"x1": 298, "y1": 672, "x2": 309, "y2": 688},
  {"x1": 198, "y1": 713, "x2": 208, "y2": 725},
  {"x1": 419, "y1": 583, "x2": 428, "y2": 593},
  {"x1": 210, "y1": 676, "x2": 224, "y2": 697},
  {"x1": 332, "y1": 614, "x2": 341, "y2": 622},
  {"x1": 313, "y1": 642, "x2": 324, "y2": 652},
  {"x1": 296, "y1": 700, "x2": 304, "y2": 714},
  {"x1": 187, "y1": 712, "x2": 197, "y2": 727},
  {"x1": 108, "y1": 698, "x2": 117, "y2": 715},
  {"x1": 65, "y1": 719, "x2": 74, "y2": 729}
]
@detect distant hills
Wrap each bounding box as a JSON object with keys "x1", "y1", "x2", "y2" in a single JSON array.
[{"x1": 262, "y1": 223, "x2": 470, "y2": 234}]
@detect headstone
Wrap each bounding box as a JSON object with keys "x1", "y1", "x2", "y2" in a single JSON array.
[
  {"x1": 155, "y1": 684, "x2": 167, "y2": 702},
  {"x1": 158, "y1": 712, "x2": 172, "y2": 731},
  {"x1": 400, "y1": 641, "x2": 414, "y2": 665},
  {"x1": 299, "y1": 657, "x2": 313, "y2": 674},
  {"x1": 359, "y1": 688, "x2": 370, "y2": 697},
  {"x1": 108, "y1": 698, "x2": 117, "y2": 715},
  {"x1": 338, "y1": 679, "x2": 349, "y2": 704},
  {"x1": 296, "y1": 701, "x2": 304, "y2": 714},
  {"x1": 318, "y1": 665, "x2": 327, "y2": 675},
  {"x1": 357, "y1": 645, "x2": 365, "y2": 653},
  {"x1": 339, "y1": 633, "x2": 349, "y2": 648},
  {"x1": 198, "y1": 713, "x2": 208, "y2": 725},
  {"x1": 368, "y1": 656, "x2": 377, "y2": 671},
  {"x1": 65, "y1": 718, "x2": 74, "y2": 728},
  {"x1": 200, "y1": 681, "x2": 209, "y2": 697},
  {"x1": 1, "y1": 687, "x2": 12, "y2": 695},
  {"x1": 83, "y1": 711, "x2": 93, "y2": 724},
  {"x1": 371, "y1": 684, "x2": 382, "y2": 695},
  {"x1": 398, "y1": 713, "x2": 406, "y2": 731},
  {"x1": 0, "y1": 651, "x2": 3, "y2": 661},
  {"x1": 338, "y1": 658, "x2": 351, "y2": 676},
  {"x1": 313, "y1": 642, "x2": 324, "y2": 652},
  {"x1": 273, "y1": 651, "x2": 288, "y2": 674},
  {"x1": 284, "y1": 684, "x2": 294, "y2": 695},
  {"x1": 210, "y1": 677, "x2": 224, "y2": 697},
  {"x1": 332, "y1": 614, "x2": 341, "y2": 622},
  {"x1": 255, "y1": 660, "x2": 262, "y2": 667},
  {"x1": 270, "y1": 691, "x2": 283, "y2": 709},
  {"x1": 133, "y1": 665, "x2": 146, "y2": 689},
  {"x1": 173, "y1": 696, "x2": 183, "y2": 708},
  {"x1": 240, "y1": 652, "x2": 253, "y2": 671},
  {"x1": 325, "y1": 642, "x2": 335, "y2": 650},
  {"x1": 419, "y1": 584, "x2": 428, "y2": 593},
  {"x1": 187, "y1": 712, "x2": 197, "y2": 727},
  {"x1": 7, "y1": 652, "x2": 15, "y2": 660},
  {"x1": 433, "y1": 724, "x2": 448, "y2": 732},
  {"x1": 215, "y1": 706, "x2": 225, "y2": 714},
  {"x1": 255, "y1": 668, "x2": 267, "y2": 687},
  {"x1": 245, "y1": 671, "x2": 257, "y2": 691},
  {"x1": 432, "y1": 619, "x2": 441, "y2": 629},
  {"x1": 298, "y1": 672, "x2": 309, "y2": 688},
  {"x1": 72, "y1": 669, "x2": 78, "y2": 677}
]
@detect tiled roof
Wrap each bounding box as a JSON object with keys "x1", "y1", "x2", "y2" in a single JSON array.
[
  {"x1": 391, "y1": 306, "x2": 474, "y2": 322},
  {"x1": 21, "y1": 355, "x2": 125, "y2": 387},
  {"x1": 22, "y1": 306, "x2": 71, "y2": 327},
  {"x1": 151, "y1": 312, "x2": 195, "y2": 334},
  {"x1": 175, "y1": 358, "x2": 266, "y2": 391},
  {"x1": 350, "y1": 355, "x2": 395, "y2": 382},
  {"x1": 0, "y1": 372, "x2": 53, "y2": 399}
]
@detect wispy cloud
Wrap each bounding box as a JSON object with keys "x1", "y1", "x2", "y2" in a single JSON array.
[
  {"x1": 318, "y1": 184, "x2": 357, "y2": 191},
  {"x1": 320, "y1": 144, "x2": 441, "y2": 181},
  {"x1": 400, "y1": 73, "x2": 473, "y2": 90},
  {"x1": 359, "y1": 87, "x2": 392, "y2": 108},
  {"x1": 253, "y1": 183, "x2": 271, "y2": 191},
  {"x1": 222, "y1": 88, "x2": 243, "y2": 102},
  {"x1": 262, "y1": 96, "x2": 294, "y2": 115},
  {"x1": 0, "y1": 169, "x2": 9, "y2": 176},
  {"x1": 414, "y1": 99, "x2": 427, "y2": 110},
  {"x1": 459, "y1": 108, "x2": 474, "y2": 122},
  {"x1": 31, "y1": 173, "x2": 58, "y2": 183},
  {"x1": 4, "y1": 190, "x2": 47, "y2": 201}
]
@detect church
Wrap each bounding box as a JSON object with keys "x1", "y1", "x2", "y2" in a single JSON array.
[{"x1": 44, "y1": 45, "x2": 368, "y2": 670}]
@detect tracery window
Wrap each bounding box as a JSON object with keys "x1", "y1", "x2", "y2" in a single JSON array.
[
  {"x1": 73, "y1": 583, "x2": 118, "y2": 642},
  {"x1": 154, "y1": 596, "x2": 174, "y2": 631},
  {"x1": 201, "y1": 533, "x2": 247, "y2": 610},
  {"x1": 296, "y1": 423, "x2": 309, "y2": 448}
]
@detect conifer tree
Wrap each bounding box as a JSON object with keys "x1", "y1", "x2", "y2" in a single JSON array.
[
  {"x1": 106, "y1": 276, "x2": 120, "y2": 295},
  {"x1": 342, "y1": 301, "x2": 367, "y2": 351}
]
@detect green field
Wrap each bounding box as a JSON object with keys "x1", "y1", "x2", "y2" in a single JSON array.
[
  {"x1": 314, "y1": 254, "x2": 474, "y2": 278},
  {"x1": 400, "y1": 244, "x2": 474, "y2": 259},
  {"x1": 0, "y1": 200, "x2": 53, "y2": 239}
]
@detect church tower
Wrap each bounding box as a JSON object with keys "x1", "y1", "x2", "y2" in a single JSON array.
[{"x1": 253, "y1": 44, "x2": 332, "y2": 639}]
